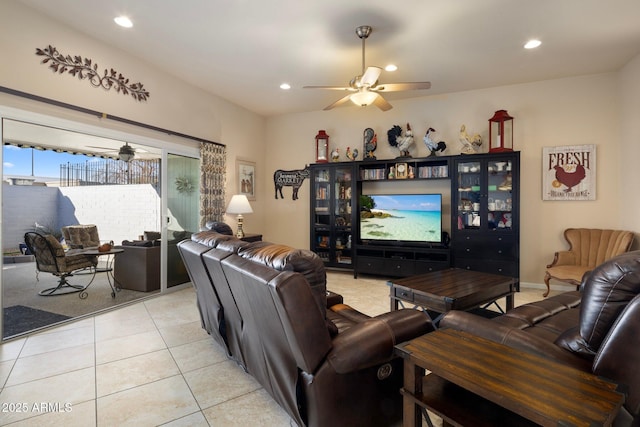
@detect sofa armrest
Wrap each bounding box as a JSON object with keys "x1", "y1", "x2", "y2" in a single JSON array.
[
  {"x1": 326, "y1": 290, "x2": 343, "y2": 307},
  {"x1": 441, "y1": 311, "x2": 591, "y2": 370},
  {"x1": 327, "y1": 309, "x2": 433, "y2": 374},
  {"x1": 547, "y1": 250, "x2": 576, "y2": 268}
]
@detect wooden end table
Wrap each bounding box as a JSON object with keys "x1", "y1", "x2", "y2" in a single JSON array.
[
  {"x1": 395, "y1": 329, "x2": 624, "y2": 427},
  {"x1": 388, "y1": 268, "x2": 516, "y2": 325},
  {"x1": 240, "y1": 233, "x2": 262, "y2": 242}
]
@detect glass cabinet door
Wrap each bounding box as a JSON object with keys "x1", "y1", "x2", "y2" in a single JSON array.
[
  {"x1": 455, "y1": 160, "x2": 482, "y2": 230},
  {"x1": 310, "y1": 164, "x2": 355, "y2": 268},
  {"x1": 312, "y1": 168, "x2": 331, "y2": 262},
  {"x1": 487, "y1": 159, "x2": 514, "y2": 231},
  {"x1": 333, "y1": 166, "x2": 353, "y2": 266}
]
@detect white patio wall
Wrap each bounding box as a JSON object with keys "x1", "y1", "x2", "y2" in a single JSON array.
[
  {"x1": 58, "y1": 184, "x2": 162, "y2": 244},
  {"x1": 2, "y1": 184, "x2": 58, "y2": 249},
  {"x1": 3, "y1": 184, "x2": 161, "y2": 249}
]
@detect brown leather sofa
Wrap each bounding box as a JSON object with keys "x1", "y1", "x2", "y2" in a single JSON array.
[
  {"x1": 441, "y1": 250, "x2": 640, "y2": 426},
  {"x1": 178, "y1": 231, "x2": 433, "y2": 427}
]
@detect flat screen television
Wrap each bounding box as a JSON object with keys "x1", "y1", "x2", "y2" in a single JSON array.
[{"x1": 360, "y1": 193, "x2": 442, "y2": 245}]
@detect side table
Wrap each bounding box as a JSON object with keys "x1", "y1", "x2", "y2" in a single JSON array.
[
  {"x1": 240, "y1": 233, "x2": 262, "y2": 242},
  {"x1": 395, "y1": 329, "x2": 624, "y2": 427},
  {"x1": 82, "y1": 248, "x2": 124, "y2": 298}
]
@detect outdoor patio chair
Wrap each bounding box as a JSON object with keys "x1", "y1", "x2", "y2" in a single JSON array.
[
  {"x1": 61, "y1": 224, "x2": 101, "y2": 249},
  {"x1": 24, "y1": 231, "x2": 97, "y2": 296}
]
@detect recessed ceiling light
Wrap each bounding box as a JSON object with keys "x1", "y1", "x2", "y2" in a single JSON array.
[
  {"x1": 279, "y1": 83, "x2": 291, "y2": 90},
  {"x1": 524, "y1": 39, "x2": 541, "y2": 49},
  {"x1": 114, "y1": 16, "x2": 133, "y2": 28},
  {"x1": 385, "y1": 64, "x2": 398, "y2": 72}
]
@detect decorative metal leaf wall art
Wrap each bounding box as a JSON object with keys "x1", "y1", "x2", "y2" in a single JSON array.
[{"x1": 35, "y1": 45, "x2": 150, "y2": 102}]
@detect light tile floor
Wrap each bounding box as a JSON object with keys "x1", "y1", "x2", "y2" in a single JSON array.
[{"x1": 0, "y1": 271, "x2": 553, "y2": 426}]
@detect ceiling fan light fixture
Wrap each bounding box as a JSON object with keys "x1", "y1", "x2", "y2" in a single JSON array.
[
  {"x1": 118, "y1": 142, "x2": 135, "y2": 162},
  {"x1": 350, "y1": 91, "x2": 379, "y2": 107},
  {"x1": 524, "y1": 39, "x2": 542, "y2": 49},
  {"x1": 114, "y1": 16, "x2": 133, "y2": 28}
]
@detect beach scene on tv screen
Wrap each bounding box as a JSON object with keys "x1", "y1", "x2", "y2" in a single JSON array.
[{"x1": 360, "y1": 194, "x2": 442, "y2": 242}]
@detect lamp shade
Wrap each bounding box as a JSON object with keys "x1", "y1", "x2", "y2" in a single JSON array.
[
  {"x1": 226, "y1": 195, "x2": 253, "y2": 214},
  {"x1": 350, "y1": 91, "x2": 379, "y2": 107}
]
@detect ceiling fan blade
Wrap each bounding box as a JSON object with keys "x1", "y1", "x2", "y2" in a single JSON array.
[
  {"x1": 360, "y1": 66, "x2": 382, "y2": 87},
  {"x1": 324, "y1": 94, "x2": 353, "y2": 111},
  {"x1": 373, "y1": 81, "x2": 431, "y2": 92},
  {"x1": 303, "y1": 85, "x2": 354, "y2": 91},
  {"x1": 373, "y1": 95, "x2": 393, "y2": 111}
]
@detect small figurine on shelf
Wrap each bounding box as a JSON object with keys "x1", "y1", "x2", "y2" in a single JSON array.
[
  {"x1": 459, "y1": 124, "x2": 483, "y2": 154},
  {"x1": 346, "y1": 146, "x2": 359, "y2": 161},
  {"x1": 423, "y1": 127, "x2": 447, "y2": 156},
  {"x1": 388, "y1": 165, "x2": 395, "y2": 179},
  {"x1": 387, "y1": 123, "x2": 415, "y2": 158},
  {"x1": 499, "y1": 172, "x2": 513, "y2": 191},
  {"x1": 331, "y1": 148, "x2": 340, "y2": 162},
  {"x1": 408, "y1": 165, "x2": 415, "y2": 179},
  {"x1": 363, "y1": 127, "x2": 377, "y2": 160}
]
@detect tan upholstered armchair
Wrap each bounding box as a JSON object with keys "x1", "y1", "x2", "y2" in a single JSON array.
[{"x1": 544, "y1": 228, "x2": 634, "y2": 297}]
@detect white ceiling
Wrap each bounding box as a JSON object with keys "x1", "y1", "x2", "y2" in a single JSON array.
[{"x1": 18, "y1": 0, "x2": 640, "y2": 117}]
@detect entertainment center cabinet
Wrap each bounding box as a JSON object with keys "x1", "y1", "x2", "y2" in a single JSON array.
[{"x1": 308, "y1": 151, "x2": 519, "y2": 280}]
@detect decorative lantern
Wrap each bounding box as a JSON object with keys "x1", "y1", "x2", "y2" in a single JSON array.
[
  {"x1": 315, "y1": 130, "x2": 329, "y2": 163},
  {"x1": 489, "y1": 110, "x2": 514, "y2": 152}
]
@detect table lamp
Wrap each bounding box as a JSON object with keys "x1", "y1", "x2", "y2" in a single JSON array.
[{"x1": 226, "y1": 194, "x2": 253, "y2": 238}]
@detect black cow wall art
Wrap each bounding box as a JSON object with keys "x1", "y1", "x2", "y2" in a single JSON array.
[{"x1": 273, "y1": 167, "x2": 309, "y2": 200}]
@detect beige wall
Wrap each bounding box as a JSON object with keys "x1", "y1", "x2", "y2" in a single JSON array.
[
  {"x1": 264, "y1": 71, "x2": 638, "y2": 288},
  {"x1": 3, "y1": 2, "x2": 639, "y2": 290},
  {"x1": 618, "y1": 54, "x2": 640, "y2": 233}
]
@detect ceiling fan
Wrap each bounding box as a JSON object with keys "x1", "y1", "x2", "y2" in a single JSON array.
[
  {"x1": 87, "y1": 142, "x2": 153, "y2": 162},
  {"x1": 303, "y1": 25, "x2": 431, "y2": 111}
]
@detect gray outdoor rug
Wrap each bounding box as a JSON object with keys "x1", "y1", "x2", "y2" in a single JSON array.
[{"x1": 3, "y1": 305, "x2": 71, "y2": 338}]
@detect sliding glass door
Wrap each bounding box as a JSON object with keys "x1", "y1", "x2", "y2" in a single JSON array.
[
  {"x1": 1, "y1": 108, "x2": 201, "y2": 339},
  {"x1": 164, "y1": 153, "x2": 199, "y2": 288}
]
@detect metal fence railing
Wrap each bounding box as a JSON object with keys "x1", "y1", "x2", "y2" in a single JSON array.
[{"x1": 59, "y1": 159, "x2": 160, "y2": 187}]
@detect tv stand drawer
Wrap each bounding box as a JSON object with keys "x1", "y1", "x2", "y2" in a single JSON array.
[{"x1": 386, "y1": 258, "x2": 415, "y2": 275}]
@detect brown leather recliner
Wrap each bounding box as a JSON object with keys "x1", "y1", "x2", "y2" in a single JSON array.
[
  {"x1": 442, "y1": 250, "x2": 640, "y2": 426},
  {"x1": 178, "y1": 231, "x2": 434, "y2": 427}
]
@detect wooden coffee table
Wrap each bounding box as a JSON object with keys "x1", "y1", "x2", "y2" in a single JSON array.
[
  {"x1": 395, "y1": 329, "x2": 624, "y2": 427},
  {"x1": 388, "y1": 268, "x2": 516, "y2": 325}
]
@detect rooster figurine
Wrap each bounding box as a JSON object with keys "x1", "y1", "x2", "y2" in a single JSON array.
[
  {"x1": 459, "y1": 124, "x2": 483, "y2": 154},
  {"x1": 331, "y1": 148, "x2": 340, "y2": 162},
  {"x1": 553, "y1": 164, "x2": 586, "y2": 192},
  {"x1": 387, "y1": 123, "x2": 415, "y2": 158},
  {"x1": 423, "y1": 127, "x2": 447, "y2": 157},
  {"x1": 363, "y1": 128, "x2": 377, "y2": 160},
  {"x1": 346, "y1": 147, "x2": 358, "y2": 161}
]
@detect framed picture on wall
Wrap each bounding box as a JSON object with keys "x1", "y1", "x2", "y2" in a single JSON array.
[
  {"x1": 542, "y1": 144, "x2": 596, "y2": 201},
  {"x1": 236, "y1": 158, "x2": 256, "y2": 200}
]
